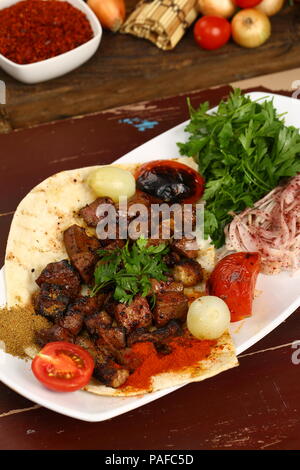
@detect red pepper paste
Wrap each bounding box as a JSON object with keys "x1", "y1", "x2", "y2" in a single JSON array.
[
  {"x1": 0, "y1": 0, "x2": 93, "y2": 65},
  {"x1": 121, "y1": 336, "x2": 217, "y2": 392}
]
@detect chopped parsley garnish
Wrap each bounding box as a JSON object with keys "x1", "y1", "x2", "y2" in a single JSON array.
[
  {"x1": 178, "y1": 88, "x2": 300, "y2": 247},
  {"x1": 91, "y1": 238, "x2": 170, "y2": 304}
]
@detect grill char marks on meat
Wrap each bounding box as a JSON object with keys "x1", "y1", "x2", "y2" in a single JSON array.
[
  {"x1": 75, "y1": 335, "x2": 98, "y2": 358},
  {"x1": 163, "y1": 251, "x2": 181, "y2": 268},
  {"x1": 63, "y1": 224, "x2": 100, "y2": 284},
  {"x1": 93, "y1": 347, "x2": 129, "y2": 388},
  {"x1": 115, "y1": 295, "x2": 152, "y2": 333},
  {"x1": 85, "y1": 311, "x2": 113, "y2": 335},
  {"x1": 58, "y1": 296, "x2": 98, "y2": 336},
  {"x1": 172, "y1": 259, "x2": 203, "y2": 287},
  {"x1": 154, "y1": 291, "x2": 189, "y2": 327},
  {"x1": 79, "y1": 197, "x2": 115, "y2": 228},
  {"x1": 150, "y1": 278, "x2": 184, "y2": 294},
  {"x1": 127, "y1": 320, "x2": 183, "y2": 355},
  {"x1": 35, "y1": 324, "x2": 74, "y2": 347},
  {"x1": 34, "y1": 283, "x2": 70, "y2": 321},
  {"x1": 127, "y1": 320, "x2": 183, "y2": 347},
  {"x1": 93, "y1": 360, "x2": 130, "y2": 388},
  {"x1": 35, "y1": 260, "x2": 81, "y2": 298},
  {"x1": 171, "y1": 236, "x2": 199, "y2": 259},
  {"x1": 96, "y1": 326, "x2": 126, "y2": 351}
]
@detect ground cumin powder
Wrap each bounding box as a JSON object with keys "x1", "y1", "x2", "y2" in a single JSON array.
[{"x1": 0, "y1": 305, "x2": 50, "y2": 358}]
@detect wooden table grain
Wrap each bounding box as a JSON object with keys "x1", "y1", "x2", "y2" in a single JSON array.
[
  {"x1": 0, "y1": 2, "x2": 299, "y2": 131},
  {"x1": 0, "y1": 85, "x2": 299, "y2": 450}
]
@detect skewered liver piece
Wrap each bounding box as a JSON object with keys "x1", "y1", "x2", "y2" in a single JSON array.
[
  {"x1": 96, "y1": 326, "x2": 127, "y2": 351},
  {"x1": 85, "y1": 311, "x2": 113, "y2": 335},
  {"x1": 35, "y1": 324, "x2": 74, "y2": 347},
  {"x1": 79, "y1": 197, "x2": 115, "y2": 228},
  {"x1": 115, "y1": 295, "x2": 153, "y2": 333},
  {"x1": 75, "y1": 334, "x2": 98, "y2": 359},
  {"x1": 93, "y1": 360, "x2": 130, "y2": 388},
  {"x1": 34, "y1": 283, "x2": 70, "y2": 321},
  {"x1": 93, "y1": 347, "x2": 129, "y2": 388},
  {"x1": 35, "y1": 260, "x2": 81, "y2": 298},
  {"x1": 63, "y1": 224, "x2": 100, "y2": 284},
  {"x1": 153, "y1": 291, "x2": 189, "y2": 327},
  {"x1": 58, "y1": 296, "x2": 98, "y2": 336},
  {"x1": 127, "y1": 320, "x2": 183, "y2": 347}
]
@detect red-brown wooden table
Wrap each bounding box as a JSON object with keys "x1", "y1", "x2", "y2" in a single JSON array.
[{"x1": 0, "y1": 85, "x2": 299, "y2": 450}]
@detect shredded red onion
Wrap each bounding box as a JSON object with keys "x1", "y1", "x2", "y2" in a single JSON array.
[{"x1": 225, "y1": 174, "x2": 300, "y2": 274}]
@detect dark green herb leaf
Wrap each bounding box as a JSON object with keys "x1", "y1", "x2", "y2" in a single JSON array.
[{"x1": 91, "y1": 238, "x2": 170, "y2": 304}]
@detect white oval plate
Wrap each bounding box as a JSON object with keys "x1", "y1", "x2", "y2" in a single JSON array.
[{"x1": 0, "y1": 92, "x2": 299, "y2": 422}]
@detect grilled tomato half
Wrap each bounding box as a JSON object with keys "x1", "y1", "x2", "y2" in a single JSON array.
[{"x1": 208, "y1": 252, "x2": 261, "y2": 322}]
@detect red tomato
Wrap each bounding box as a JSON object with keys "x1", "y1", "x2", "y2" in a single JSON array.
[
  {"x1": 136, "y1": 160, "x2": 205, "y2": 203},
  {"x1": 193, "y1": 16, "x2": 231, "y2": 51},
  {"x1": 208, "y1": 252, "x2": 261, "y2": 322},
  {"x1": 234, "y1": 0, "x2": 262, "y2": 7},
  {"x1": 32, "y1": 342, "x2": 94, "y2": 392}
]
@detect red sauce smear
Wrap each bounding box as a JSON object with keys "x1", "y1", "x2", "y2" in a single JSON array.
[{"x1": 121, "y1": 336, "x2": 217, "y2": 391}]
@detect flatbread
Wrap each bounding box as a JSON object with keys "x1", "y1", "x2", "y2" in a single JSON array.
[{"x1": 4, "y1": 157, "x2": 238, "y2": 396}]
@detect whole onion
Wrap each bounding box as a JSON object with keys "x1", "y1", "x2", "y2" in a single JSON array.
[
  {"x1": 197, "y1": 0, "x2": 237, "y2": 18},
  {"x1": 256, "y1": 0, "x2": 285, "y2": 16},
  {"x1": 232, "y1": 8, "x2": 271, "y2": 48},
  {"x1": 87, "y1": 0, "x2": 126, "y2": 32}
]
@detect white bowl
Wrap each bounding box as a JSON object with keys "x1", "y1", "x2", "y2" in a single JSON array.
[{"x1": 0, "y1": 0, "x2": 102, "y2": 84}]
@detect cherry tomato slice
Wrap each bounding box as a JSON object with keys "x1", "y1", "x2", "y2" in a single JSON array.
[
  {"x1": 208, "y1": 252, "x2": 261, "y2": 322},
  {"x1": 194, "y1": 16, "x2": 231, "y2": 51},
  {"x1": 136, "y1": 160, "x2": 205, "y2": 203},
  {"x1": 31, "y1": 342, "x2": 94, "y2": 392},
  {"x1": 234, "y1": 0, "x2": 262, "y2": 7}
]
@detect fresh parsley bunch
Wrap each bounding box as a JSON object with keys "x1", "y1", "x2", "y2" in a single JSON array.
[
  {"x1": 178, "y1": 89, "x2": 300, "y2": 247},
  {"x1": 91, "y1": 238, "x2": 170, "y2": 304}
]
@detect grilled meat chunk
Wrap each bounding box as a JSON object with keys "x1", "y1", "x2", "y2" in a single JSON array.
[
  {"x1": 35, "y1": 324, "x2": 74, "y2": 347},
  {"x1": 75, "y1": 335, "x2": 98, "y2": 359},
  {"x1": 79, "y1": 197, "x2": 115, "y2": 228},
  {"x1": 153, "y1": 292, "x2": 188, "y2": 327},
  {"x1": 117, "y1": 348, "x2": 144, "y2": 372},
  {"x1": 172, "y1": 259, "x2": 203, "y2": 287},
  {"x1": 58, "y1": 297, "x2": 98, "y2": 335},
  {"x1": 96, "y1": 326, "x2": 126, "y2": 351},
  {"x1": 35, "y1": 260, "x2": 80, "y2": 298},
  {"x1": 85, "y1": 311, "x2": 113, "y2": 335},
  {"x1": 71, "y1": 252, "x2": 98, "y2": 285},
  {"x1": 127, "y1": 320, "x2": 183, "y2": 347},
  {"x1": 64, "y1": 224, "x2": 100, "y2": 284},
  {"x1": 171, "y1": 236, "x2": 199, "y2": 259},
  {"x1": 64, "y1": 224, "x2": 100, "y2": 253},
  {"x1": 126, "y1": 192, "x2": 152, "y2": 218},
  {"x1": 93, "y1": 360, "x2": 129, "y2": 388},
  {"x1": 163, "y1": 251, "x2": 181, "y2": 268},
  {"x1": 150, "y1": 278, "x2": 184, "y2": 294},
  {"x1": 115, "y1": 295, "x2": 152, "y2": 333},
  {"x1": 34, "y1": 283, "x2": 70, "y2": 321}
]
